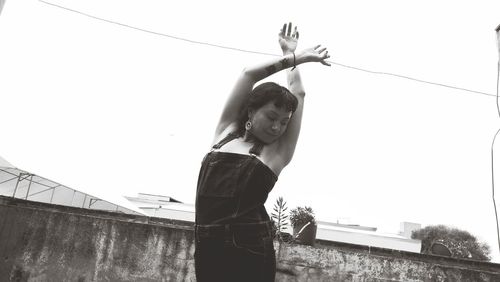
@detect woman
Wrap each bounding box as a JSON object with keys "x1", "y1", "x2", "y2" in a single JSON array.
[{"x1": 194, "y1": 23, "x2": 330, "y2": 281}]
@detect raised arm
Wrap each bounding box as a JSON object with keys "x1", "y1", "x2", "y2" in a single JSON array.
[
  {"x1": 276, "y1": 24, "x2": 330, "y2": 167},
  {"x1": 214, "y1": 51, "x2": 297, "y2": 140},
  {"x1": 214, "y1": 23, "x2": 330, "y2": 149}
]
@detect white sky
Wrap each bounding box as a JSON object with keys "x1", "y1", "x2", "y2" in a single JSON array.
[{"x1": 1, "y1": 0, "x2": 500, "y2": 262}]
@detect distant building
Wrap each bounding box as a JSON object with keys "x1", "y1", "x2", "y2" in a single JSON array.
[
  {"x1": 316, "y1": 221, "x2": 421, "y2": 253},
  {"x1": 125, "y1": 193, "x2": 195, "y2": 222}
]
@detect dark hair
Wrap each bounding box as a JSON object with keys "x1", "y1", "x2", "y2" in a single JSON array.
[{"x1": 236, "y1": 82, "x2": 298, "y2": 135}]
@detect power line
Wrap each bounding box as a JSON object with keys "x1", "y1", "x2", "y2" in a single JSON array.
[
  {"x1": 38, "y1": 0, "x2": 277, "y2": 58},
  {"x1": 329, "y1": 61, "x2": 495, "y2": 97},
  {"x1": 38, "y1": 0, "x2": 496, "y2": 98}
]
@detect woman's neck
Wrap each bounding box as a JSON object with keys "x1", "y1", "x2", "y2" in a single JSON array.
[{"x1": 243, "y1": 130, "x2": 261, "y2": 144}]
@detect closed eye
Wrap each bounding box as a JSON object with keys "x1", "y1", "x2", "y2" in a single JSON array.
[{"x1": 267, "y1": 114, "x2": 277, "y2": 121}]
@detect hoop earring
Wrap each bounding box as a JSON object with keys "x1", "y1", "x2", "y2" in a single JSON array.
[{"x1": 245, "y1": 121, "x2": 252, "y2": 131}]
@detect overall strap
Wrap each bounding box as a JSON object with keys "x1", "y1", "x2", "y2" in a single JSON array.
[
  {"x1": 212, "y1": 133, "x2": 239, "y2": 149},
  {"x1": 212, "y1": 132, "x2": 264, "y2": 156}
]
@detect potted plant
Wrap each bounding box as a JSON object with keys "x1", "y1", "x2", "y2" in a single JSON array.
[{"x1": 289, "y1": 206, "x2": 317, "y2": 246}]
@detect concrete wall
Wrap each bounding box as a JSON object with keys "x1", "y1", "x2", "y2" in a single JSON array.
[
  {"x1": 0, "y1": 196, "x2": 195, "y2": 281},
  {"x1": 275, "y1": 240, "x2": 500, "y2": 281},
  {"x1": 1, "y1": 196, "x2": 500, "y2": 282}
]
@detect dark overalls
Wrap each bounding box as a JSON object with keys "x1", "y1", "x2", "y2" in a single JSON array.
[{"x1": 194, "y1": 133, "x2": 278, "y2": 282}]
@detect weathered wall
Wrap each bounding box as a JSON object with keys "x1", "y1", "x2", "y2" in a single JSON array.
[
  {"x1": 1, "y1": 196, "x2": 500, "y2": 282},
  {"x1": 0, "y1": 197, "x2": 195, "y2": 281},
  {"x1": 275, "y1": 241, "x2": 500, "y2": 281}
]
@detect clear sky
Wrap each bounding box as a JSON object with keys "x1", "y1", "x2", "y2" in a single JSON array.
[{"x1": 1, "y1": 0, "x2": 500, "y2": 262}]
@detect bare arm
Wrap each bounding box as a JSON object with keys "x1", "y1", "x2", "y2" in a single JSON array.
[
  {"x1": 214, "y1": 53, "x2": 297, "y2": 140},
  {"x1": 276, "y1": 24, "x2": 330, "y2": 167},
  {"x1": 277, "y1": 65, "x2": 305, "y2": 166}
]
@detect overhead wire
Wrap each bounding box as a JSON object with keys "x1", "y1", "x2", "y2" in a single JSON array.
[
  {"x1": 328, "y1": 61, "x2": 495, "y2": 97},
  {"x1": 38, "y1": 0, "x2": 496, "y2": 98},
  {"x1": 38, "y1": 0, "x2": 277, "y2": 57}
]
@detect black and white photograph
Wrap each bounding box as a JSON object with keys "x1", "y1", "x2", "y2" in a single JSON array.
[{"x1": 1, "y1": 0, "x2": 500, "y2": 281}]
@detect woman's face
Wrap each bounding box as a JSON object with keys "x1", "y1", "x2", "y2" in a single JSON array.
[{"x1": 249, "y1": 102, "x2": 293, "y2": 144}]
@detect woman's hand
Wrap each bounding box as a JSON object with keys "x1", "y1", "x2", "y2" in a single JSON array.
[
  {"x1": 297, "y1": 45, "x2": 331, "y2": 66},
  {"x1": 279, "y1": 22, "x2": 331, "y2": 67},
  {"x1": 279, "y1": 22, "x2": 298, "y2": 55}
]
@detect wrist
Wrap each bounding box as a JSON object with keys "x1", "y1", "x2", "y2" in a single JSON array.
[
  {"x1": 293, "y1": 51, "x2": 305, "y2": 66},
  {"x1": 281, "y1": 53, "x2": 296, "y2": 70}
]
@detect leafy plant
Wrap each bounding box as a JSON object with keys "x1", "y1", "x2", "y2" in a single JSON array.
[
  {"x1": 411, "y1": 225, "x2": 491, "y2": 261},
  {"x1": 289, "y1": 206, "x2": 315, "y2": 229},
  {"x1": 271, "y1": 197, "x2": 288, "y2": 241}
]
